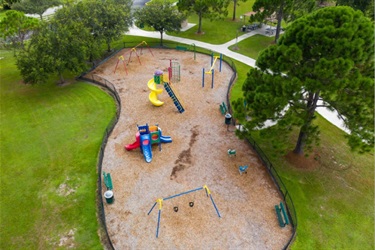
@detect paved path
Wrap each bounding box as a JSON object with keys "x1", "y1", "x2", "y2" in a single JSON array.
[
  {"x1": 126, "y1": 24, "x2": 261, "y2": 67},
  {"x1": 126, "y1": 25, "x2": 349, "y2": 133}
]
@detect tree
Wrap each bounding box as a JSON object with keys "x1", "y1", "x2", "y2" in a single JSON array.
[
  {"x1": 12, "y1": 0, "x2": 61, "y2": 20},
  {"x1": 177, "y1": 0, "x2": 230, "y2": 34},
  {"x1": 54, "y1": 0, "x2": 132, "y2": 53},
  {"x1": 16, "y1": 17, "x2": 90, "y2": 84},
  {"x1": 1, "y1": 0, "x2": 15, "y2": 9},
  {"x1": 336, "y1": 0, "x2": 374, "y2": 19},
  {"x1": 90, "y1": 0, "x2": 133, "y2": 52},
  {"x1": 233, "y1": 7, "x2": 374, "y2": 155},
  {"x1": 2, "y1": 0, "x2": 19, "y2": 9},
  {"x1": 250, "y1": 0, "x2": 315, "y2": 43},
  {"x1": 134, "y1": 0, "x2": 186, "y2": 46},
  {"x1": 0, "y1": 10, "x2": 39, "y2": 48}
]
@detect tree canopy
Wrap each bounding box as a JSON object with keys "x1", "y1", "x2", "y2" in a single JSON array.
[
  {"x1": 0, "y1": 10, "x2": 39, "y2": 48},
  {"x1": 177, "y1": 0, "x2": 230, "y2": 34},
  {"x1": 11, "y1": 0, "x2": 61, "y2": 20},
  {"x1": 336, "y1": 0, "x2": 374, "y2": 19},
  {"x1": 16, "y1": 17, "x2": 90, "y2": 84},
  {"x1": 234, "y1": 6, "x2": 374, "y2": 155},
  {"x1": 134, "y1": 0, "x2": 186, "y2": 46},
  {"x1": 15, "y1": 0, "x2": 133, "y2": 84}
]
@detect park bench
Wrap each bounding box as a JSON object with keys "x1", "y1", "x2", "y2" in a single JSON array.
[
  {"x1": 275, "y1": 202, "x2": 289, "y2": 227},
  {"x1": 176, "y1": 45, "x2": 188, "y2": 51},
  {"x1": 103, "y1": 171, "x2": 113, "y2": 190},
  {"x1": 220, "y1": 102, "x2": 228, "y2": 115},
  {"x1": 227, "y1": 149, "x2": 236, "y2": 157}
]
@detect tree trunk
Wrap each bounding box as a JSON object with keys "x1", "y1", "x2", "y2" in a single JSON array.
[
  {"x1": 197, "y1": 12, "x2": 203, "y2": 34},
  {"x1": 59, "y1": 73, "x2": 65, "y2": 85},
  {"x1": 160, "y1": 31, "x2": 163, "y2": 46},
  {"x1": 293, "y1": 91, "x2": 320, "y2": 154},
  {"x1": 107, "y1": 42, "x2": 111, "y2": 52},
  {"x1": 232, "y1": 0, "x2": 237, "y2": 21},
  {"x1": 293, "y1": 128, "x2": 306, "y2": 155},
  {"x1": 275, "y1": 0, "x2": 284, "y2": 43}
]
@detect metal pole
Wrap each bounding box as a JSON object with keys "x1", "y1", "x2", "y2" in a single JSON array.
[
  {"x1": 156, "y1": 209, "x2": 161, "y2": 238},
  {"x1": 209, "y1": 194, "x2": 221, "y2": 218},
  {"x1": 163, "y1": 187, "x2": 203, "y2": 201},
  {"x1": 148, "y1": 202, "x2": 157, "y2": 215},
  {"x1": 219, "y1": 54, "x2": 222, "y2": 72},
  {"x1": 202, "y1": 68, "x2": 205, "y2": 88},
  {"x1": 211, "y1": 69, "x2": 214, "y2": 89}
]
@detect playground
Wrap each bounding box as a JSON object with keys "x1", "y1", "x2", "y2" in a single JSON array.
[{"x1": 86, "y1": 47, "x2": 292, "y2": 248}]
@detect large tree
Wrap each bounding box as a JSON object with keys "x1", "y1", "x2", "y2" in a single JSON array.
[
  {"x1": 233, "y1": 6, "x2": 374, "y2": 155},
  {"x1": 16, "y1": 17, "x2": 90, "y2": 84},
  {"x1": 134, "y1": 0, "x2": 186, "y2": 46},
  {"x1": 11, "y1": 0, "x2": 61, "y2": 20},
  {"x1": 177, "y1": 0, "x2": 230, "y2": 34},
  {"x1": 250, "y1": 0, "x2": 315, "y2": 43},
  {"x1": 88, "y1": 0, "x2": 133, "y2": 52},
  {"x1": 54, "y1": 0, "x2": 132, "y2": 53},
  {"x1": 0, "y1": 10, "x2": 39, "y2": 48}
]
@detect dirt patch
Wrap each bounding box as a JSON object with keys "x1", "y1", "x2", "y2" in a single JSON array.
[
  {"x1": 285, "y1": 150, "x2": 320, "y2": 170},
  {"x1": 87, "y1": 49, "x2": 292, "y2": 249}
]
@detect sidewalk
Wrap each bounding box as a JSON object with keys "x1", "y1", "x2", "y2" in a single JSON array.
[
  {"x1": 126, "y1": 24, "x2": 260, "y2": 67},
  {"x1": 125, "y1": 25, "x2": 349, "y2": 134}
]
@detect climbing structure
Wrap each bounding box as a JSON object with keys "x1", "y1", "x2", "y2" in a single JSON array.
[{"x1": 163, "y1": 81, "x2": 185, "y2": 113}]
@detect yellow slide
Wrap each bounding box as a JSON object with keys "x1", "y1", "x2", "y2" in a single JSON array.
[{"x1": 148, "y1": 79, "x2": 164, "y2": 106}]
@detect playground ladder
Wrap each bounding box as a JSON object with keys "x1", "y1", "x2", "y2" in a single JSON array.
[{"x1": 163, "y1": 82, "x2": 185, "y2": 113}]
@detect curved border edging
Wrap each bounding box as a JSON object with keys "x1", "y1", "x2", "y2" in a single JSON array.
[{"x1": 78, "y1": 74, "x2": 121, "y2": 250}]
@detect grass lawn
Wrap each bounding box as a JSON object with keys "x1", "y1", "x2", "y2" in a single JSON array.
[
  {"x1": 0, "y1": 50, "x2": 116, "y2": 249},
  {"x1": 166, "y1": 0, "x2": 255, "y2": 44},
  {"x1": 228, "y1": 34, "x2": 275, "y2": 59},
  {"x1": 247, "y1": 116, "x2": 374, "y2": 249}
]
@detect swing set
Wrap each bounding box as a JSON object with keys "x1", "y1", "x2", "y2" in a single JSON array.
[
  {"x1": 147, "y1": 185, "x2": 221, "y2": 238},
  {"x1": 113, "y1": 41, "x2": 154, "y2": 75}
]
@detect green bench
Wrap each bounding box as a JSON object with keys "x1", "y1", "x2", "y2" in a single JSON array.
[
  {"x1": 176, "y1": 45, "x2": 188, "y2": 51},
  {"x1": 103, "y1": 171, "x2": 113, "y2": 190},
  {"x1": 220, "y1": 102, "x2": 227, "y2": 115},
  {"x1": 275, "y1": 202, "x2": 289, "y2": 227}
]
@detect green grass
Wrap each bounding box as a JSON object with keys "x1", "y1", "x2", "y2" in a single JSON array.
[
  {"x1": 248, "y1": 116, "x2": 374, "y2": 249},
  {"x1": 166, "y1": 0, "x2": 255, "y2": 44},
  {"x1": 229, "y1": 34, "x2": 275, "y2": 59},
  {"x1": 0, "y1": 50, "x2": 117, "y2": 249}
]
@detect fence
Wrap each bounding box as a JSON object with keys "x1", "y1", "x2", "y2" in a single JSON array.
[
  {"x1": 79, "y1": 42, "x2": 297, "y2": 250},
  {"x1": 78, "y1": 73, "x2": 121, "y2": 250}
]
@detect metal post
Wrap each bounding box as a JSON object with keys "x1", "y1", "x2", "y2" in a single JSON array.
[
  {"x1": 148, "y1": 202, "x2": 157, "y2": 215},
  {"x1": 219, "y1": 54, "x2": 222, "y2": 72},
  {"x1": 156, "y1": 209, "x2": 161, "y2": 238},
  {"x1": 209, "y1": 194, "x2": 221, "y2": 218},
  {"x1": 202, "y1": 68, "x2": 205, "y2": 88},
  {"x1": 211, "y1": 69, "x2": 214, "y2": 89}
]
